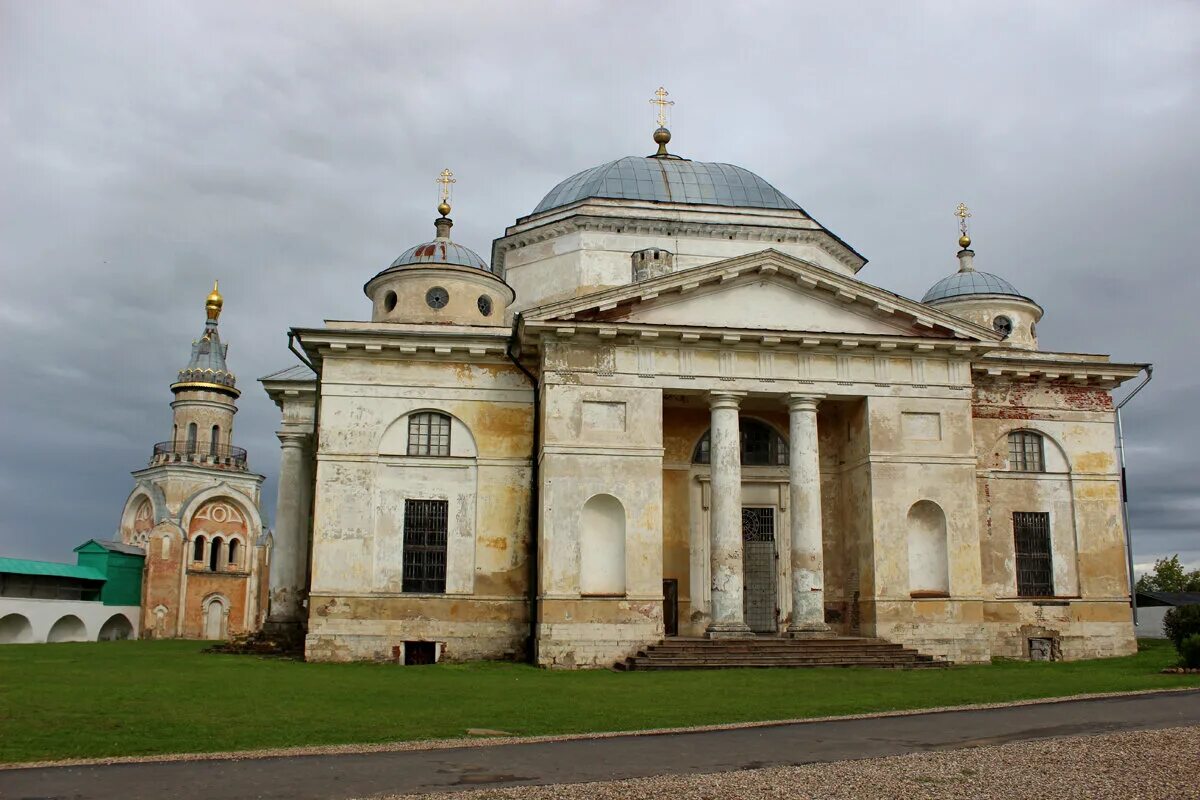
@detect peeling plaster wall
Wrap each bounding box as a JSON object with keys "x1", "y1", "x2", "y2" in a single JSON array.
[
  {"x1": 305, "y1": 355, "x2": 534, "y2": 663},
  {"x1": 535, "y1": 375, "x2": 664, "y2": 668},
  {"x1": 973, "y1": 377, "x2": 1134, "y2": 660},
  {"x1": 860, "y1": 394, "x2": 991, "y2": 663}
]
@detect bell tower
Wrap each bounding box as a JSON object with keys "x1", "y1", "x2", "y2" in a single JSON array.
[{"x1": 117, "y1": 282, "x2": 267, "y2": 640}]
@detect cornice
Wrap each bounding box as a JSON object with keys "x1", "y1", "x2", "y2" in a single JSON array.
[{"x1": 493, "y1": 213, "x2": 865, "y2": 276}]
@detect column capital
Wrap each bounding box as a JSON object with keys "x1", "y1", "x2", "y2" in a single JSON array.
[
  {"x1": 276, "y1": 431, "x2": 310, "y2": 449},
  {"x1": 785, "y1": 393, "x2": 825, "y2": 411},
  {"x1": 709, "y1": 391, "x2": 746, "y2": 410}
]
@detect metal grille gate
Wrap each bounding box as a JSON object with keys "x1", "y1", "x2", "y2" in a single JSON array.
[
  {"x1": 741, "y1": 507, "x2": 778, "y2": 634},
  {"x1": 402, "y1": 499, "x2": 448, "y2": 593},
  {"x1": 1013, "y1": 511, "x2": 1053, "y2": 597}
]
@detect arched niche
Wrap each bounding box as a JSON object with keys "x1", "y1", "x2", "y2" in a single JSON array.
[
  {"x1": 580, "y1": 494, "x2": 627, "y2": 595},
  {"x1": 907, "y1": 500, "x2": 949, "y2": 597},
  {"x1": 0, "y1": 613, "x2": 34, "y2": 644},
  {"x1": 98, "y1": 614, "x2": 134, "y2": 641},
  {"x1": 378, "y1": 408, "x2": 478, "y2": 457},
  {"x1": 47, "y1": 615, "x2": 88, "y2": 643}
]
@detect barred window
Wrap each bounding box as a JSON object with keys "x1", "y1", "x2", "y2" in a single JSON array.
[
  {"x1": 1007, "y1": 430, "x2": 1045, "y2": 472},
  {"x1": 1014, "y1": 511, "x2": 1054, "y2": 597},
  {"x1": 407, "y1": 412, "x2": 451, "y2": 456},
  {"x1": 402, "y1": 499, "x2": 448, "y2": 593}
]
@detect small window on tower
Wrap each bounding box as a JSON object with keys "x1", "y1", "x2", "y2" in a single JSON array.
[
  {"x1": 993, "y1": 315, "x2": 1014, "y2": 338},
  {"x1": 384, "y1": 291, "x2": 397, "y2": 312}
]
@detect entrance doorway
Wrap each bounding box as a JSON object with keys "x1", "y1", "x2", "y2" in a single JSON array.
[
  {"x1": 742, "y1": 506, "x2": 778, "y2": 634},
  {"x1": 663, "y1": 579, "x2": 679, "y2": 636}
]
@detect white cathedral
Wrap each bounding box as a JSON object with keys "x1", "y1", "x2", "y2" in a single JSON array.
[{"x1": 258, "y1": 98, "x2": 1146, "y2": 668}]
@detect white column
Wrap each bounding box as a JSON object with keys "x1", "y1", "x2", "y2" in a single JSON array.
[
  {"x1": 786, "y1": 394, "x2": 830, "y2": 637},
  {"x1": 266, "y1": 431, "x2": 312, "y2": 628},
  {"x1": 707, "y1": 392, "x2": 751, "y2": 638}
]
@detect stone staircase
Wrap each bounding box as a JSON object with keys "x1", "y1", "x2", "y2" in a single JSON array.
[{"x1": 614, "y1": 636, "x2": 951, "y2": 671}]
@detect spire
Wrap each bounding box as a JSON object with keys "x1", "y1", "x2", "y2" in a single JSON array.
[
  {"x1": 172, "y1": 281, "x2": 238, "y2": 397},
  {"x1": 435, "y1": 168, "x2": 455, "y2": 238},
  {"x1": 954, "y1": 202, "x2": 975, "y2": 273},
  {"x1": 650, "y1": 86, "x2": 674, "y2": 157}
]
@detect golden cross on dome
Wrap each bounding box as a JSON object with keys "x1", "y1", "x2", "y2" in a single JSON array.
[
  {"x1": 955, "y1": 202, "x2": 973, "y2": 249},
  {"x1": 954, "y1": 202, "x2": 971, "y2": 235},
  {"x1": 436, "y1": 168, "x2": 456, "y2": 204},
  {"x1": 650, "y1": 86, "x2": 674, "y2": 129}
]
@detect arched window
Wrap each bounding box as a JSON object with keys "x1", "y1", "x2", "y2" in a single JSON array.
[
  {"x1": 580, "y1": 494, "x2": 626, "y2": 595},
  {"x1": 692, "y1": 419, "x2": 788, "y2": 466},
  {"x1": 186, "y1": 422, "x2": 198, "y2": 454},
  {"x1": 210, "y1": 425, "x2": 220, "y2": 456},
  {"x1": 407, "y1": 412, "x2": 451, "y2": 456},
  {"x1": 192, "y1": 535, "x2": 206, "y2": 562},
  {"x1": 209, "y1": 537, "x2": 223, "y2": 571},
  {"x1": 1008, "y1": 431, "x2": 1045, "y2": 472},
  {"x1": 161, "y1": 535, "x2": 171, "y2": 559},
  {"x1": 907, "y1": 501, "x2": 949, "y2": 596},
  {"x1": 227, "y1": 539, "x2": 239, "y2": 569}
]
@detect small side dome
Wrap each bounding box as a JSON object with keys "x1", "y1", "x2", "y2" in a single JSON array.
[
  {"x1": 388, "y1": 215, "x2": 490, "y2": 272},
  {"x1": 922, "y1": 270, "x2": 1022, "y2": 303}
]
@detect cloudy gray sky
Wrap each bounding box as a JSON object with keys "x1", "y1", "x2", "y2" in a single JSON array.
[{"x1": 2, "y1": 1, "x2": 1196, "y2": 574}]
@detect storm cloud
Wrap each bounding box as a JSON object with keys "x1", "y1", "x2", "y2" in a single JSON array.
[{"x1": 1, "y1": 1, "x2": 1196, "y2": 574}]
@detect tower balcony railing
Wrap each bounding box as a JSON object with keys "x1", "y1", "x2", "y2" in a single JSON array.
[{"x1": 151, "y1": 441, "x2": 248, "y2": 471}]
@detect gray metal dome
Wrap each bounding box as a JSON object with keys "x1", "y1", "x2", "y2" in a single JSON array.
[
  {"x1": 532, "y1": 156, "x2": 802, "y2": 215},
  {"x1": 922, "y1": 270, "x2": 1023, "y2": 303},
  {"x1": 390, "y1": 238, "x2": 489, "y2": 271}
]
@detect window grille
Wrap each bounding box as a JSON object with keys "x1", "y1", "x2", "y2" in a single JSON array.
[
  {"x1": 403, "y1": 499, "x2": 448, "y2": 593},
  {"x1": 1007, "y1": 431, "x2": 1045, "y2": 472},
  {"x1": 407, "y1": 412, "x2": 451, "y2": 456},
  {"x1": 1014, "y1": 511, "x2": 1053, "y2": 597},
  {"x1": 692, "y1": 419, "x2": 788, "y2": 465}
]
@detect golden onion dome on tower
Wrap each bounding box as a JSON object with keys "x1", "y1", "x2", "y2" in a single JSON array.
[{"x1": 205, "y1": 280, "x2": 223, "y2": 320}]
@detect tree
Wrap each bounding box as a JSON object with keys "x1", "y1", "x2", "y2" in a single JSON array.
[{"x1": 1135, "y1": 555, "x2": 1200, "y2": 594}]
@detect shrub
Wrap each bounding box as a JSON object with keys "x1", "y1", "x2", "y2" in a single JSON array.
[
  {"x1": 1180, "y1": 635, "x2": 1200, "y2": 669},
  {"x1": 1163, "y1": 605, "x2": 1200, "y2": 650}
]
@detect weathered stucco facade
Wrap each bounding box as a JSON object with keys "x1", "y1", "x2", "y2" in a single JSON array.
[{"x1": 262, "y1": 132, "x2": 1146, "y2": 667}]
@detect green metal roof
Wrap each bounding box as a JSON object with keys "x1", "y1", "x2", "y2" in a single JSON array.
[{"x1": 0, "y1": 557, "x2": 106, "y2": 582}]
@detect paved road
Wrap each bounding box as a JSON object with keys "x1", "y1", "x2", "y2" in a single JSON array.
[{"x1": 4, "y1": 691, "x2": 1198, "y2": 800}]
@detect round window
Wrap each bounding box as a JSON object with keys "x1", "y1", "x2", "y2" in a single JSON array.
[
  {"x1": 477, "y1": 295, "x2": 493, "y2": 316},
  {"x1": 993, "y1": 315, "x2": 1013, "y2": 338},
  {"x1": 384, "y1": 291, "x2": 397, "y2": 312},
  {"x1": 425, "y1": 287, "x2": 449, "y2": 309}
]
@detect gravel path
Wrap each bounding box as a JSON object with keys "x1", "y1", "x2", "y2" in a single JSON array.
[{"x1": 392, "y1": 725, "x2": 1200, "y2": 800}]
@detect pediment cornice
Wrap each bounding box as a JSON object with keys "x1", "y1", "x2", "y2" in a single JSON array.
[{"x1": 520, "y1": 249, "x2": 1001, "y2": 343}]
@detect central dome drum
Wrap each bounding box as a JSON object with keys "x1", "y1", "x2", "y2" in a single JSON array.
[{"x1": 532, "y1": 155, "x2": 802, "y2": 215}]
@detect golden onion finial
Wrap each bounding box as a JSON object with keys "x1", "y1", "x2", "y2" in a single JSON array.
[
  {"x1": 955, "y1": 202, "x2": 972, "y2": 249},
  {"x1": 205, "y1": 280, "x2": 223, "y2": 320}
]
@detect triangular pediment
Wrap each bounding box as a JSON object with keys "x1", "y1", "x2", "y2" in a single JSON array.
[{"x1": 522, "y1": 249, "x2": 999, "y2": 342}]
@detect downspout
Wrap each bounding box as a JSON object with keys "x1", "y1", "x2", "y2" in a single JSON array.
[
  {"x1": 1115, "y1": 365, "x2": 1153, "y2": 626},
  {"x1": 506, "y1": 315, "x2": 541, "y2": 665}
]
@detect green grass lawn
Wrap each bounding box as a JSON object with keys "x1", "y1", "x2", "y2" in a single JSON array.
[{"x1": 1, "y1": 638, "x2": 1196, "y2": 764}]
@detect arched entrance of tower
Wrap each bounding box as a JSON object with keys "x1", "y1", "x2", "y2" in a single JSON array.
[{"x1": 202, "y1": 594, "x2": 229, "y2": 640}]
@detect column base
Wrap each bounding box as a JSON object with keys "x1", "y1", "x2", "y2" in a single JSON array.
[
  {"x1": 787, "y1": 623, "x2": 832, "y2": 639},
  {"x1": 706, "y1": 622, "x2": 754, "y2": 639}
]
